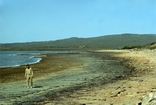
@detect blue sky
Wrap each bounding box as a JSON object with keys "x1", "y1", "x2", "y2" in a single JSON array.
[{"x1": 0, "y1": 0, "x2": 156, "y2": 43}]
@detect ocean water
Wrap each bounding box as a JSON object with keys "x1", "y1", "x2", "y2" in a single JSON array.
[{"x1": 0, "y1": 50, "x2": 80, "y2": 68}]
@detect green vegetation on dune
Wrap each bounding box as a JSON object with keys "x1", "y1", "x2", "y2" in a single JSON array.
[
  {"x1": 0, "y1": 34, "x2": 156, "y2": 50},
  {"x1": 123, "y1": 42, "x2": 156, "y2": 50}
]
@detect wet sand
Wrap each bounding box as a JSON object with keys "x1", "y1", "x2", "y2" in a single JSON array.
[
  {"x1": 0, "y1": 50, "x2": 156, "y2": 105},
  {"x1": 0, "y1": 53, "x2": 84, "y2": 83}
]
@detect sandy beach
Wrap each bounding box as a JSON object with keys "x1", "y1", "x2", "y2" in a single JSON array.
[{"x1": 0, "y1": 49, "x2": 156, "y2": 105}]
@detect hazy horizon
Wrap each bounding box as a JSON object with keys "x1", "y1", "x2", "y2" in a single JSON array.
[{"x1": 1, "y1": 0, "x2": 156, "y2": 43}]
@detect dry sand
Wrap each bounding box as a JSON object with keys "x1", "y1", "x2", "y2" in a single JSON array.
[
  {"x1": 0, "y1": 50, "x2": 156, "y2": 105},
  {"x1": 44, "y1": 49, "x2": 156, "y2": 105}
]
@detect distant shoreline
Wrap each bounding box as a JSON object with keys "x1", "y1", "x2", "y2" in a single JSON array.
[
  {"x1": 0, "y1": 52, "x2": 85, "y2": 83},
  {"x1": 0, "y1": 58, "x2": 42, "y2": 69},
  {"x1": 0, "y1": 50, "x2": 83, "y2": 69}
]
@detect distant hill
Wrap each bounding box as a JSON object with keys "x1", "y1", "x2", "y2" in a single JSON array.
[{"x1": 0, "y1": 34, "x2": 156, "y2": 50}]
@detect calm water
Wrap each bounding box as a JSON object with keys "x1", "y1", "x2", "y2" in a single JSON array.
[{"x1": 0, "y1": 50, "x2": 80, "y2": 68}]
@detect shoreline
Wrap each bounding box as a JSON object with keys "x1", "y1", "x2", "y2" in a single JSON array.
[
  {"x1": 0, "y1": 57, "x2": 42, "y2": 69},
  {"x1": 0, "y1": 52, "x2": 83, "y2": 83},
  {"x1": 0, "y1": 50, "x2": 82, "y2": 69},
  {"x1": 0, "y1": 49, "x2": 156, "y2": 104}
]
